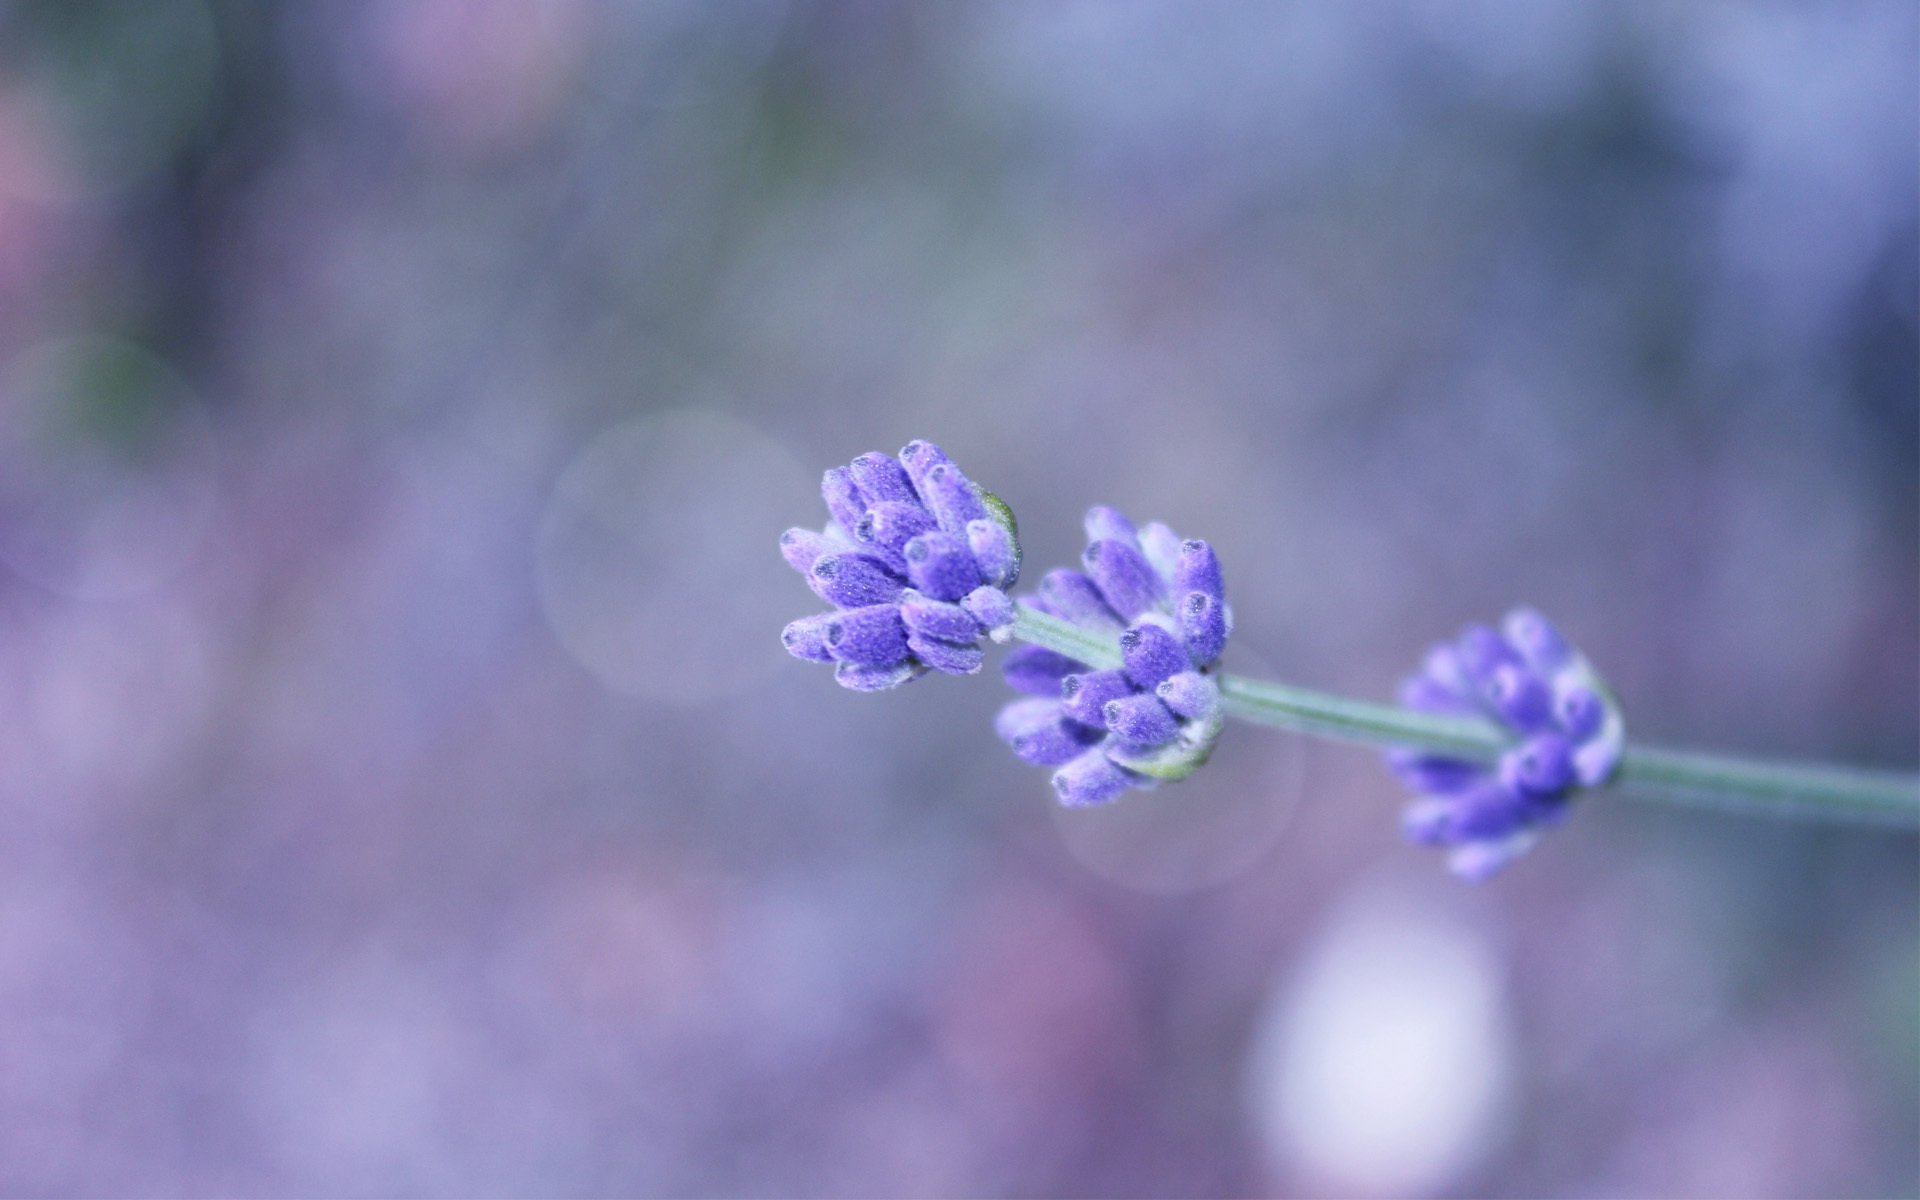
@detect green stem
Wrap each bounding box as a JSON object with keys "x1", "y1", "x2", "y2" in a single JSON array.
[{"x1": 1010, "y1": 605, "x2": 1920, "y2": 829}]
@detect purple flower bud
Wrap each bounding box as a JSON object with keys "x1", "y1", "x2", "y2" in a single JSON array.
[
  {"x1": 1388, "y1": 750, "x2": 1483, "y2": 795},
  {"x1": 899, "y1": 592, "x2": 981, "y2": 642},
  {"x1": 961, "y1": 586, "x2": 1015, "y2": 636},
  {"x1": 1038, "y1": 569, "x2": 1122, "y2": 630},
  {"x1": 781, "y1": 613, "x2": 837, "y2": 663},
  {"x1": 1503, "y1": 607, "x2": 1572, "y2": 673},
  {"x1": 907, "y1": 634, "x2": 984, "y2": 676},
  {"x1": 1120, "y1": 622, "x2": 1186, "y2": 690},
  {"x1": 897, "y1": 439, "x2": 955, "y2": 495},
  {"x1": 1178, "y1": 591, "x2": 1230, "y2": 667},
  {"x1": 903, "y1": 531, "x2": 982, "y2": 601},
  {"x1": 1083, "y1": 505, "x2": 1138, "y2": 547},
  {"x1": 848, "y1": 451, "x2": 917, "y2": 506},
  {"x1": 1052, "y1": 748, "x2": 1134, "y2": 807},
  {"x1": 821, "y1": 467, "x2": 868, "y2": 535},
  {"x1": 996, "y1": 700, "x2": 1099, "y2": 766},
  {"x1": 1388, "y1": 609, "x2": 1623, "y2": 879},
  {"x1": 1174, "y1": 539, "x2": 1224, "y2": 603},
  {"x1": 1060, "y1": 669, "x2": 1134, "y2": 727},
  {"x1": 1138, "y1": 521, "x2": 1183, "y2": 580},
  {"x1": 1487, "y1": 664, "x2": 1553, "y2": 732},
  {"x1": 1083, "y1": 538, "x2": 1164, "y2": 620},
  {"x1": 1155, "y1": 671, "x2": 1219, "y2": 721},
  {"x1": 1104, "y1": 693, "x2": 1179, "y2": 748},
  {"x1": 1398, "y1": 675, "x2": 1477, "y2": 717},
  {"x1": 780, "y1": 527, "x2": 833, "y2": 574},
  {"x1": 854, "y1": 501, "x2": 937, "y2": 572},
  {"x1": 1002, "y1": 645, "x2": 1084, "y2": 696},
  {"x1": 965, "y1": 518, "x2": 1018, "y2": 589},
  {"x1": 835, "y1": 660, "x2": 924, "y2": 692},
  {"x1": 1501, "y1": 733, "x2": 1576, "y2": 794},
  {"x1": 918, "y1": 462, "x2": 989, "y2": 538},
  {"x1": 1554, "y1": 683, "x2": 1604, "y2": 740},
  {"x1": 810, "y1": 553, "x2": 905, "y2": 608},
  {"x1": 825, "y1": 604, "x2": 910, "y2": 667}
]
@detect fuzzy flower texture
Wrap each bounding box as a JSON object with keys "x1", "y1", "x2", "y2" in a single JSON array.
[
  {"x1": 1389, "y1": 609, "x2": 1625, "y2": 880},
  {"x1": 995, "y1": 506, "x2": 1232, "y2": 807},
  {"x1": 780, "y1": 441, "x2": 1021, "y2": 691}
]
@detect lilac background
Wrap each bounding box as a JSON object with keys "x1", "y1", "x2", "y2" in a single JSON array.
[{"x1": 0, "y1": 1, "x2": 1914, "y2": 1195}]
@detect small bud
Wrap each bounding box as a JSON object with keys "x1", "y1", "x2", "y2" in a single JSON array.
[
  {"x1": 781, "y1": 613, "x2": 837, "y2": 663},
  {"x1": 779, "y1": 527, "x2": 833, "y2": 575},
  {"x1": 919, "y1": 462, "x2": 989, "y2": 537},
  {"x1": 1447, "y1": 831, "x2": 1539, "y2": 883},
  {"x1": 810, "y1": 553, "x2": 905, "y2": 608},
  {"x1": 1038, "y1": 569, "x2": 1121, "y2": 630},
  {"x1": 1052, "y1": 748, "x2": 1134, "y2": 808},
  {"x1": 1178, "y1": 591, "x2": 1230, "y2": 667},
  {"x1": 1002, "y1": 645, "x2": 1084, "y2": 697},
  {"x1": 1120, "y1": 622, "x2": 1186, "y2": 690},
  {"x1": 908, "y1": 633, "x2": 984, "y2": 676},
  {"x1": 1387, "y1": 750, "x2": 1483, "y2": 795},
  {"x1": 960, "y1": 586, "x2": 1016, "y2": 638},
  {"x1": 854, "y1": 501, "x2": 936, "y2": 572},
  {"x1": 821, "y1": 467, "x2": 868, "y2": 535},
  {"x1": 1553, "y1": 683, "x2": 1604, "y2": 740},
  {"x1": 903, "y1": 531, "x2": 982, "y2": 601},
  {"x1": 848, "y1": 451, "x2": 916, "y2": 506},
  {"x1": 1486, "y1": 664, "x2": 1552, "y2": 731},
  {"x1": 824, "y1": 604, "x2": 910, "y2": 667},
  {"x1": 1155, "y1": 671, "x2": 1219, "y2": 721},
  {"x1": 1503, "y1": 607, "x2": 1572, "y2": 673},
  {"x1": 1398, "y1": 675, "x2": 1476, "y2": 716},
  {"x1": 1060, "y1": 669, "x2": 1134, "y2": 727},
  {"x1": 1501, "y1": 734, "x2": 1576, "y2": 794},
  {"x1": 994, "y1": 697, "x2": 1060, "y2": 742},
  {"x1": 835, "y1": 660, "x2": 925, "y2": 692},
  {"x1": 1082, "y1": 538, "x2": 1164, "y2": 620},
  {"x1": 1010, "y1": 715, "x2": 1100, "y2": 766},
  {"x1": 1083, "y1": 505, "x2": 1138, "y2": 547},
  {"x1": 1174, "y1": 539, "x2": 1224, "y2": 603},
  {"x1": 899, "y1": 592, "x2": 980, "y2": 643},
  {"x1": 1455, "y1": 624, "x2": 1520, "y2": 690},
  {"x1": 965, "y1": 518, "x2": 1018, "y2": 589},
  {"x1": 1104, "y1": 693, "x2": 1179, "y2": 748},
  {"x1": 897, "y1": 439, "x2": 955, "y2": 494},
  {"x1": 1138, "y1": 521, "x2": 1183, "y2": 581},
  {"x1": 1402, "y1": 798, "x2": 1460, "y2": 845}
]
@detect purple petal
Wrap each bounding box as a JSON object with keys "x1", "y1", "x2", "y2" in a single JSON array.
[
  {"x1": 1388, "y1": 751, "x2": 1486, "y2": 795},
  {"x1": 779, "y1": 527, "x2": 832, "y2": 575},
  {"x1": 1083, "y1": 505, "x2": 1138, "y2": 547},
  {"x1": 1500, "y1": 733, "x2": 1575, "y2": 794},
  {"x1": 853, "y1": 501, "x2": 937, "y2": 573},
  {"x1": 1503, "y1": 607, "x2": 1572, "y2": 673},
  {"x1": 1487, "y1": 664, "x2": 1553, "y2": 732},
  {"x1": 1038, "y1": 569, "x2": 1122, "y2": 630},
  {"x1": 918, "y1": 462, "x2": 989, "y2": 537},
  {"x1": 1554, "y1": 683, "x2": 1605, "y2": 740},
  {"x1": 897, "y1": 439, "x2": 954, "y2": 495},
  {"x1": 994, "y1": 697, "x2": 1062, "y2": 743},
  {"x1": 960, "y1": 586, "x2": 1015, "y2": 635}
]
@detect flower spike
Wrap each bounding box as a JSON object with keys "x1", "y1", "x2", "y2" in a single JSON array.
[
  {"x1": 994, "y1": 509, "x2": 1232, "y2": 805},
  {"x1": 780, "y1": 442, "x2": 1021, "y2": 689},
  {"x1": 1387, "y1": 608, "x2": 1624, "y2": 879}
]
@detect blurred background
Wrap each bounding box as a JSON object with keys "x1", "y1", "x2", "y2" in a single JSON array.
[{"x1": 0, "y1": 1, "x2": 1913, "y2": 1194}]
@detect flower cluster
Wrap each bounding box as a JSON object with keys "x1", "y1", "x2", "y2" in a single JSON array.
[
  {"x1": 994, "y1": 507, "x2": 1232, "y2": 807},
  {"x1": 779, "y1": 441, "x2": 1021, "y2": 691},
  {"x1": 1389, "y1": 608, "x2": 1624, "y2": 879}
]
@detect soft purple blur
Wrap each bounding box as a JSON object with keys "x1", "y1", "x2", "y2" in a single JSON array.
[{"x1": 0, "y1": 2, "x2": 1913, "y2": 1195}]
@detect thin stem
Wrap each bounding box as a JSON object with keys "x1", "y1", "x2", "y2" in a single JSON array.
[{"x1": 1010, "y1": 604, "x2": 1920, "y2": 829}]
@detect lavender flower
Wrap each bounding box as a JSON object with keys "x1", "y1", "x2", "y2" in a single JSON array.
[
  {"x1": 1390, "y1": 608, "x2": 1625, "y2": 880},
  {"x1": 780, "y1": 441, "x2": 1021, "y2": 691},
  {"x1": 995, "y1": 508, "x2": 1232, "y2": 806}
]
